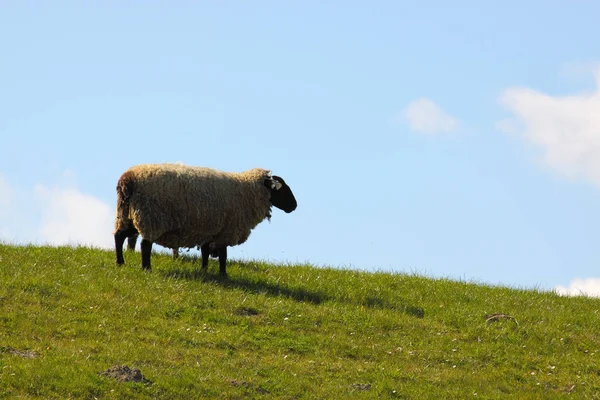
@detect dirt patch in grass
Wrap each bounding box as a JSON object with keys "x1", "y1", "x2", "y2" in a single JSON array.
[
  {"x1": 100, "y1": 365, "x2": 150, "y2": 384},
  {"x1": 234, "y1": 306, "x2": 261, "y2": 316},
  {"x1": 2, "y1": 347, "x2": 39, "y2": 359},
  {"x1": 351, "y1": 383, "x2": 372, "y2": 391}
]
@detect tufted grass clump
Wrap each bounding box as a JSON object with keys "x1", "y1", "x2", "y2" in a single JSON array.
[{"x1": 1, "y1": 243, "x2": 599, "y2": 398}]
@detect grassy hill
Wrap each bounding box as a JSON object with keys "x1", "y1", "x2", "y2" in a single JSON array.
[{"x1": 0, "y1": 244, "x2": 599, "y2": 399}]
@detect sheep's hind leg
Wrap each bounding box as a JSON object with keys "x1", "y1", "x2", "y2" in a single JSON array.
[
  {"x1": 127, "y1": 233, "x2": 138, "y2": 251},
  {"x1": 218, "y1": 246, "x2": 227, "y2": 277},
  {"x1": 141, "y1": 239, "x2": 153, "y2": 271},
  {"x1": 115, "y1": 226, "x2": 137, "y2": 265},
  {"x1": 200, "y1": 243, "x2": 210, "y2": 270}
]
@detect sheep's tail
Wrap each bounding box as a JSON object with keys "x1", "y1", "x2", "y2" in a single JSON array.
[{"x1": 114, "y1": 171, "x2": 136, "y2": 233}]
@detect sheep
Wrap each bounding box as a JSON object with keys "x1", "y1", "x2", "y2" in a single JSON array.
[{"x1": 113, "y1": 163, "x2": 297, "y2": 276}]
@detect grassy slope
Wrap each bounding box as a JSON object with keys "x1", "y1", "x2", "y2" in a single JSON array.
[{"x1": 0, "y1": 244, "x2": 599, "y2": 399}]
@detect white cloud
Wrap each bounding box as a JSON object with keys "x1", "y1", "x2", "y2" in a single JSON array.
[
  {"x1": 34, "y1": 183, "x2": 114, "y2": 249},
  {"x1": 0, "y1": 170, "x2": 116, "y2": 249},
  {"x1": 555, "y1": 278, "x2": 600, "y2": 298},
  {"x1": 499, "y1": 69, "x2": 600, "y2": 187},
  {"x1": 403, "y1": 97, "x2": 459, "y2": 135}
]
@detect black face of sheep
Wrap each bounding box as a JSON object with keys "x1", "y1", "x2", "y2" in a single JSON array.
[{"x1": 265, "y1": 176, "x2": 297, "y2": 213}]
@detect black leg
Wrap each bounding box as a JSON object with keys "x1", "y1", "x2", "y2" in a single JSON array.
[
  {"x1": 141, "y1": 239, "x2": 153, "y2": 271},
  {"x1": 127, "y1": 233, "x2": 138, "y2": 251},
  {"x1": 172, "y1": 248, "x2": 179, "y2": 259},
  {"x1": 115, "y1": 230, "x2": 128, "y2": 265},
  {"x1": 218, "y1": 246, "x2": 227, "y2": 277},
  {"x1": 210, "y1": 244, "x2": 219, "y2": 258},
  {"x1": 200, "y1": 243, "x2": 210, "y2": 270},
  {"x1": 115, "y1": 226, "x2": 138, "y2": 265}
]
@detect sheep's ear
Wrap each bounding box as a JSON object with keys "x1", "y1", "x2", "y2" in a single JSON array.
[
  {"x1": 265, "y1": 178, "x2": 283, "y2": 191},
  {"x1": 272, "y1": 180, "x2": 283, "y2": 190}
]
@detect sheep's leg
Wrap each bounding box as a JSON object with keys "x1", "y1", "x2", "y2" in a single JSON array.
[
  {"x1": 141, "y1": 239, "x2": 153, "y2": 271},
  {"x1": 115, "y1": 226, "x2": 137, "y2": 265},
  {"x1": 200, "y1": 243, "x2": 210, "y2": 270},
  {"x1": 218, "y1": 246, "x2": 227, "y2": 277},
  {"x1": 115, "y1": 231, "x2": 127, "y2": 265},
  {"x1": 127, "y1": 233, "x2": 138, "y2": 251},
  {"x1": 209, "y1": 243, "x2": 219, "y2": 258},
  {"x1": 172, "y1": 248, "x2": 179, "y2": 258}
]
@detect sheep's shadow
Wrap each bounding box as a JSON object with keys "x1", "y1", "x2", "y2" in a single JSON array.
[
  {"x1": 362, "y1": 296, "x2": 425, "y2": 318},
  {"x1": 161, "y1": 260, "x2": 425, "y2": 318},
  {"x1": 161, "y1": 267, "x2": 328, "y2": 305},
  {"x1": 224, "y1": 276, "x2": 329, "y2": 305}
]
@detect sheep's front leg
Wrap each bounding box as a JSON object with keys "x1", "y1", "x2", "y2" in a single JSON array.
[{"x1": 141, "y1": 239, "x2": 153, "y2": 271}]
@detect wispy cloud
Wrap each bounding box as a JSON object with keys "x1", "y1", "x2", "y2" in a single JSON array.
[
  {"x1": 402, "y1": 97, "x2": 460, "y2": 135},
  {"x1": 0, "y1": 171, "x2": 114, "y2": 249},
  {"x1": 499, "y1": 68, "x2": 600, "y2": 187},
  {"x1": 35, "y1": 184, "x2": 114, "y2": 249},
  {"x1": 555, "y1": 278, "x2": 600, "y2": 298}
]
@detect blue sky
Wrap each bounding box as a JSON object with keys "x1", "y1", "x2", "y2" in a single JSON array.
[{"x1": 2, "y1": 1, "x2": 600, "y2": 296}]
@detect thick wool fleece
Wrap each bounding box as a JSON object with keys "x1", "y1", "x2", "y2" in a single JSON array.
[{"x1": 114, "y1": 163, "x2": 272, "y2": 249}]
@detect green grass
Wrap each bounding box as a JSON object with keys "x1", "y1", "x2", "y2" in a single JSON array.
[{"x1": 1, "y1": 243, "x2": 599, "y2": 399}]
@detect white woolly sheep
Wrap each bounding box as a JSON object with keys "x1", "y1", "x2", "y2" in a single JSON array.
[{"x1": 114, "y1": 163, "x2": 297, "y2": 276}]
